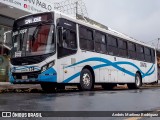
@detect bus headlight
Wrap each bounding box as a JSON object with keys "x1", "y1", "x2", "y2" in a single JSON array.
[
  {"x1": 41, "y1": 60, "x2": 55, "y2": 73},
  {"x1": 48, "y1": 61, "x2": 54, "y2": 68},
  {"x1": 41, "y1": 65, "x2": 48, "y2": 73}
]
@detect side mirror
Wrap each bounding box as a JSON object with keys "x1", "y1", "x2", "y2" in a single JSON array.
[{"x1": 57, "y1": 26, "x2": 63, "y2": 47}]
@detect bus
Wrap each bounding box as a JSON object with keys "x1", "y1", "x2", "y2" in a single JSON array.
[{"x1": 9, "y1": 11, "x2": 157, "y2": 91}]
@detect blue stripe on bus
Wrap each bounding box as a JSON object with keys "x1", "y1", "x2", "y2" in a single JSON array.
[
  {"x1": 63, "y1": 72, "x2": 80, "y2": 83},
  {"x1": 38, "y1": 67, "x2": 57, "y2": 82},
  {"x1": 62, "y1": 57, "x2": 155, "y2": 83}
]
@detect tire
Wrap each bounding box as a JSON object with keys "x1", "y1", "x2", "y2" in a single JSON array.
[
  {"x1": 127, "y1": 73, "x2": 142, "y2": 89},
  {"x1": 102, "y1": 83, "x2": 116, "y2": 90},
  {"x1": 79, "y1": 69, "x2": 94, "y2": 91},
  {"x1": 40, "y1": 83, "x2": 56, "y2": 92}
]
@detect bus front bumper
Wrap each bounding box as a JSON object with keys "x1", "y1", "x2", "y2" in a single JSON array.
[{"x1": 10, "y1": 68, "x2": 57, "y2": 84}]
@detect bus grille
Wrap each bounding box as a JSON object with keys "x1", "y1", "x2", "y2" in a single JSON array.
[{"x1": 12, "y1": 71, "x2": 41, "y2": 79}]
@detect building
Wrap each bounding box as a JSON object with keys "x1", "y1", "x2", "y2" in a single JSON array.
[{"x1": 0, "y1": 0, "x2": 54, "y2": 82}]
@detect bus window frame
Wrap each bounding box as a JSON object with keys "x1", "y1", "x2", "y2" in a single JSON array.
[
  {"x1": 57, "y1": 18, "x2": 78, "y2": 59},
  {"x1": 79, "y1": 25, "x2": 95, "y2": 52}
]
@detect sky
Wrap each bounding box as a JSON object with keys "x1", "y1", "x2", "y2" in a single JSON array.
[{"x1": 48, "y1": 0, "x2": 160, "y2": 47}]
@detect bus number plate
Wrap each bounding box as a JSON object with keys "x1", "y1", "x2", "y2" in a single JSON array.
[{"x1": 22, "y1": 76, "x2": 28, "y2": 80}]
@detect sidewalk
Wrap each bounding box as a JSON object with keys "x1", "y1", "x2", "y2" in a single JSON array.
[{"x1": 0, "y1": 82, "x2": 41, "y2": 92}]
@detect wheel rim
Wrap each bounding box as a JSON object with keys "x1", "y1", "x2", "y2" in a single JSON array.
[
  {"x1": 136, "y1": 76, "x2": 141, "y2": 86},
  {"x1": 82, "y1": 73, "x2": 91, "y2": 87}
]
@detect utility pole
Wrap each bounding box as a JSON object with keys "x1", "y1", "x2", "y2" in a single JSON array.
[
  {"x1": 75, "y1": 1, "x2": 78, "y2": 17},
  {"x1": 157, "y1": 38, "x2": 160, "y2": 50}
]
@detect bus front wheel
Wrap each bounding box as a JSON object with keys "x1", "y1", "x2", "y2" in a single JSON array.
[
  {"x1": 79, "y1": 69, "x2": 94, "y2": 91},
  {"x1": 40, "y1": 83, "x2": 56, "y2": 92},
  {"x1": 127, "y1": 73, "x2": 142, "y2": 89}
]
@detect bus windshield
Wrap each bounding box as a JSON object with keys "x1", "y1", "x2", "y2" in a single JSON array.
[{"x1": 11, "y1": 24, "x2": 55, "y2": 58}]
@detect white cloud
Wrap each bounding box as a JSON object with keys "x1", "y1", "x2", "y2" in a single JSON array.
[
  {"x1": 48, "y1": 0, "x2": 160, "y2": 45},
  {"x1": 82, "y1": 0, "x2": 160, "y2": 45}
]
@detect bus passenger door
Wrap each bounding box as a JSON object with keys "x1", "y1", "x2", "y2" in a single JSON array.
[{"x1": 57, "y1": 19, "x2": 77, "y2": 83}]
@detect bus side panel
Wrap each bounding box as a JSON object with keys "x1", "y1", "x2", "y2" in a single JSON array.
[
  {"x1": 99, "y1": 54, "x2": 135, "y2": 83},
  {"x1": 142, "y1": 62, "x2": 156, "y2": 83},
  {"x1": 116, "y1": 57, "x2": 135, "y2": 83},
  {"x1": 62, "y1": 51, "x2": 101, "y2": 83},
  {"x1": 99, "y1": 54, "x2": 118, "y2": 83}
]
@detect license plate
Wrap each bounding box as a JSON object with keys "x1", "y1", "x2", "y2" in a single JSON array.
[{"x1": 22, "y1": 76, "x2": 28, "y2": 80}]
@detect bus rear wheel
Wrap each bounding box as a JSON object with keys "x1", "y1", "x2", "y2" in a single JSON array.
[
  {"x1": 127, "y1": 73, "x2": 142, "y2": 89},
  {"x1": 79, "y1": 69, "x2": 94, "y2": 91},
  {"x1": 40, "y1": 83, "x2": 56, "y2": 92}
]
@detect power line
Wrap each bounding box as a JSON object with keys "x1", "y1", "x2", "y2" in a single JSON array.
[
  {"x1": 146, "y1": 38, "x2": 159, "y2": 43},
  {"x1": 157, "y1": 38, "x2": 160, "y2": 50}
]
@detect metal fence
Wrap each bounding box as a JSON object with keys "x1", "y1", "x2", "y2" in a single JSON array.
[{"x1": 54, "y1": 0, "x2": 88, "y2": 17}]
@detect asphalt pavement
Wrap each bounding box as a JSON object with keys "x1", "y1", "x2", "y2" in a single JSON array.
[
  {"x1": 0, "y1": 81, "x2": 160, "y2": 93},
  {"x1": 0, "y1": 81, "x2": 160, "y2": 120},
  {"x1": 0, "y1": 87, "x2": 160, "y2": 120}
]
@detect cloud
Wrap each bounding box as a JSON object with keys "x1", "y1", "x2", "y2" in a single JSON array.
[
  {"x1": 84, "y1": 0, "x2": 160, "y2": 44},
  {"x1": 49, "y1": 0, "x2": 160, "y2": 45}
]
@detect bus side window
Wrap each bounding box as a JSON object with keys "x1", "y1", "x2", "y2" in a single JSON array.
[
  {"x1": 57, "y1": 21, "x2": 77, "y2": 59},
  {"x1": 62, "y1": 29, "x2": 69, "y2": 48},
  {"x1": 151, "y1": 49, "x2": 155, "y2": 63},
  {"x1": 144, "y1": 47, "x2": 152, "y2": 63},
  {"x1": 57, "y1": 27, "x2": 63, "y2": 47},
  {"x1": 62, "y1": 29, "x2": 77, "y2": 49},
  {"x1": 107, "y1": 35, "x2": 118, "y2": 56},
  {"x1": 128, "y1": 42, "x2": 136, "y2": 59},
  {"x1": 118, "y1": 39, "x2": 127, "y2": 57},
  {"x1": 95, "y1": 31, "x2": 107, "y2": 54},
  {"x1": 136, "y1": 44, "x2": 145, "y2": 61},
  {"x1": 79, "y1": 26, "x2": 94, "y2": 51}
]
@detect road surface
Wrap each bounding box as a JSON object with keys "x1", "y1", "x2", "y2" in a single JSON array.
[{"x1": 0, "y1": 87, "x2": 160, "y2": 119}]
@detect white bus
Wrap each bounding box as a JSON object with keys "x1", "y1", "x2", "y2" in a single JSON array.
[{"x1": 10, "y1": 11, "x2": 157, "y2": 91}]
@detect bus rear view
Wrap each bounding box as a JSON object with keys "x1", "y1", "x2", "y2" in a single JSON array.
[{"x1": 10, "y1": 12, "x2": 57, "y2": 91}]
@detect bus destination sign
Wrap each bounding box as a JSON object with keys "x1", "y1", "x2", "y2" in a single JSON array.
[{"x1": 25, "y1": 17, "x2": 42, "y2": 24}]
